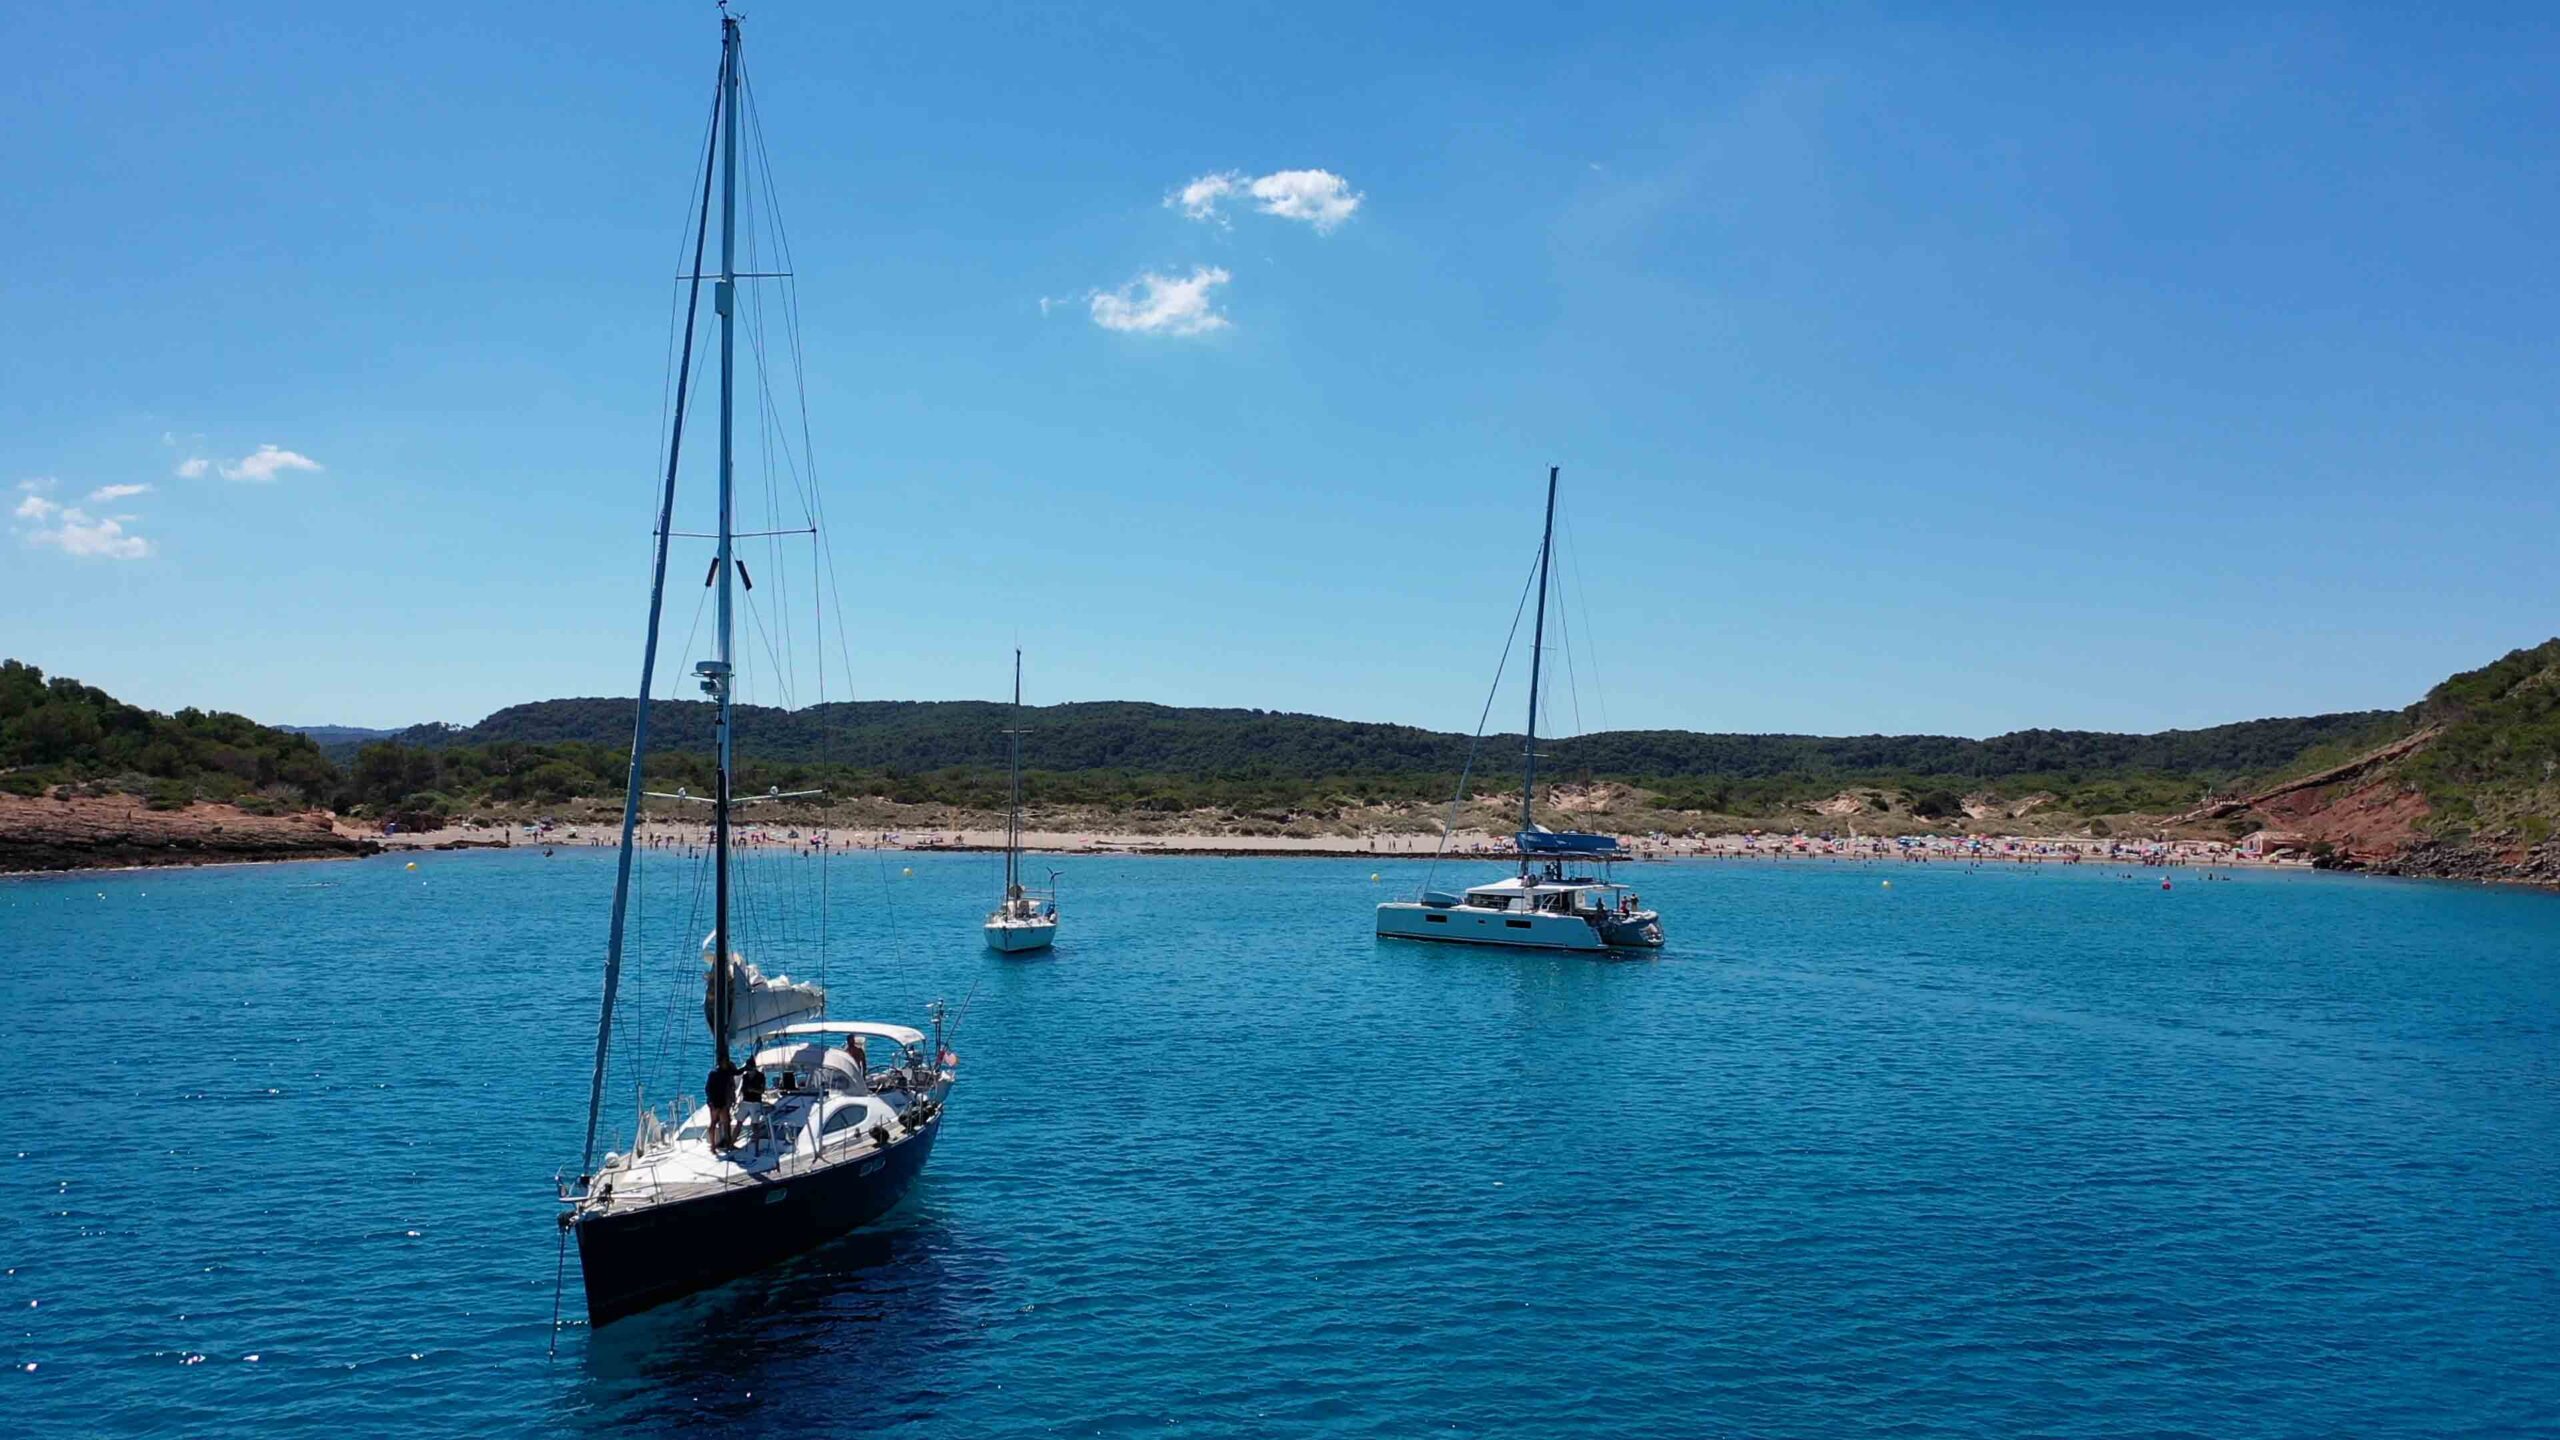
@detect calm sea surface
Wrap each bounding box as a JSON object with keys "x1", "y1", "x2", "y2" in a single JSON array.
[{"x1": 4, "y1": 848, "x2": 2555, "y2": 1438}]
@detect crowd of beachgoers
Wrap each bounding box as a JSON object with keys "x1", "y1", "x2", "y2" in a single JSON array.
[
  {"x1": 353, "y1": 817, "x2": 2277, "y2": 868},
  {"x1": 1624, "y1": 832, "x2": 2263, "y2": 867}
]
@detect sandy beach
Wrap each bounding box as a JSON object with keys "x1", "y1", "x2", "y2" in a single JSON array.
[{"x1": 349, "y1": 817, "x2": 2280, "y2": 870}]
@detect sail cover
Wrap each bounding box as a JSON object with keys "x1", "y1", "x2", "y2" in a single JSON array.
[
  {"x1": 1516, "y1": 828, "x2": 1626, "y2": 857},
  {"x1": 702, "y1": 933, "x2": 827, "y2": 1047}
]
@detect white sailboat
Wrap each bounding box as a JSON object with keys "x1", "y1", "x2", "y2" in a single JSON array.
[
  {"x1": 985, "y1": 648, "x2": 1059, "y2": 953},
  {"x1": 557, "y1": 10, "x2": 956, "y2": 1327},
  {"x1": 1376, "y1": 467, "x2": 1665, "y2": 952}
]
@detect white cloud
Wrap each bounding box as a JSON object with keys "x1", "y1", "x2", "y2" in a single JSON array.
[
  {"x1": 12, "y1": 475, "x2": 156, "y2": 559},
  {"x1": 16, "y1": 503, "x2": 153, "y2": 559},
  {"x1": 88, "y1": 483, "x2": 152, "y2": 503},
  {"x1": 214, "y1": 444, "x2": 322, "y2": 482},
  {"x1": 1088, "y1": 266, "x2": 1233, "y2": 337},
  {"x1": 1169, "y1": 171, "x2": 1245, "y2": 224},
  {"x1": 1170, "y1": 168, "x2": 1362, "y2": 233},
  {"x1": 1245, "y1": 169, "x2": 1361, "y2": 232},
  {"x1": 177, "y1": 444, "x2": 322, "y2": 482}
]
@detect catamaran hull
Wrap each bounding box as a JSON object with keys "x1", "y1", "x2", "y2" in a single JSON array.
[
  {"x1": 1376, "y1": 902, "x2": 1606, "y2": 951},
  {"x1": 1600, "y1": 916, "x2": 1665, "y2": 948},
  {"x1": 1374, "y1": 902, "x2": 1664, "y2": 952},
  {"x1": 984, "y1": 920, "x2": 1057, "y2": 953},
  {"x1": 573, "y1": 1113, "x2": 942, "y2": 1326}
]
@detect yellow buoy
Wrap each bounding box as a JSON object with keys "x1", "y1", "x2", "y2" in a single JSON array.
[
  {"x1": 1370, "y1": 873, "x2": 1379, "y2": 882},
  {"x1": 902, "y1": 867, "x2": 913, "y2": 877},
  {"x1": 405, "y1": 861, "x2": 418, "y2": 871},
  {"x1": 1880, "y1": 879, "x2": 1891, "y2": 888}
]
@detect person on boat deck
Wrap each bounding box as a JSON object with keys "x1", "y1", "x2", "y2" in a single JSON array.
[
  {"x1": 739, "y1": 1061, "x2": 766, "y2": 1106},
  {"x1": 847, "y1": 1036, "x2": 869, "y2": 1084},
  {"x1": 705, "y1": 1061, "x2": 738, "y2": 1149}
]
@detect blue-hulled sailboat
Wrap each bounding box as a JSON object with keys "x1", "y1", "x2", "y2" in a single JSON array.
[
  {"x1": 1375, "y1": 467, "x2": 1664, "y2": 952},
  {"x1": 555, "y1": 11, "x2": 955, "y2": 1328}
]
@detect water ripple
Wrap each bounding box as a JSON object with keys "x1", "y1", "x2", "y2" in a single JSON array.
[{"x1": 3, "y1": 854, "x2": 2555, "y2": 1437}]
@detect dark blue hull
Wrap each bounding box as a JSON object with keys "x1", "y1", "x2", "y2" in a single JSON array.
[{"x1": 573, "y1": 1113, "x2": 942, "y2": 1326}]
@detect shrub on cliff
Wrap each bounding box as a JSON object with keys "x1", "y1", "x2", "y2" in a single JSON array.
[
  {"x1": 0, "y1": 660, "x2": 338, "y2": 808},
  {"x1": 2401, "y1": 638, "x2": 2560, "y2": 840}
]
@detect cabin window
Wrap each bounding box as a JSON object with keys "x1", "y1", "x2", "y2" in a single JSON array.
[
  {"x1": 822, "y1": 1107, "x2": 868, "y2": 1136},
  {"x1": 1505, "y1": 919, "x2": 1533, "y2": 929},
  {"x1": 1424, "y1": 913, "x2": 1448, "y2": 924}
]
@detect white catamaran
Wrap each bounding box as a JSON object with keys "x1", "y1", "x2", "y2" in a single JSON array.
[
  {"x1": 557, "y1": 11, "x2": 955, "y2": 1327},
  {"x1": 1376, "y1": 467, "x2": 1665, "y2": 952},
  {"x1": 985, "y1": 649, "x2": 1059, "y2": 952}
]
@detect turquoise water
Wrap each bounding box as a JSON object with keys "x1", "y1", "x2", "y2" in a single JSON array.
[{"x1": 4, "y1": 850, "x2": 2555, "y2": 1438}]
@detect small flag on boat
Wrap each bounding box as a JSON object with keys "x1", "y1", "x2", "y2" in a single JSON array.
[{"x1": 939, "y1": 1049, "x2": 958, "y2": 1068}]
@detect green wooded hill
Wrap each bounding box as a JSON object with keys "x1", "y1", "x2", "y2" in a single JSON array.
[
  {"x1": 22, "y1": 647, "x2": 2552, "y2": 839},
  {"x1": 376, "y1": 695, "x2": 2392, "y2": 787},
  {"x1": 0, "y1": 660, "x2": 339, "y2": 811},
  {"x1": 2400, "y1": 638, "x2": 2560, "y2": 844}
]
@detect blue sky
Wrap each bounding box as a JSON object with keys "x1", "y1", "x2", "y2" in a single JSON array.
[{"x1": 5, "y1": 2, "x2": 2554, "y2": 738}]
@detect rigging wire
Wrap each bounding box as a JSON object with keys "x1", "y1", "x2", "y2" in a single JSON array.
[
  {"x1": 1544, "y1": 518, "x2": 1585, "y2": 820},
  {"x1": 646, "y1": 85, "x2": 720, "y2": 538},
  {"x1": 736, "y1": 115, "x2": 802, "y2": 707},
  {"x1": 595, "y1": 61, "x2": 722, "y2": 1182},
  {"x1": 1422, "y1": 539, "x2": 1546, "y2": 896},
  {"x1": 1553, "y1": 531, "x2": 1584, "y2": 740},
  {"x1": 614, "y1": 36, "x2": 925, "y2": 1111},
  {"x1": 742, "y1": 61, "x2": 902, "y2": 968},
  {"x1": 743, "y1": 66, "x2": 862, "y2": 713},
  {"x1": 740, "y1": 64, "x2": 846, "y2": 974},
  {"x1": 740, "y1": 574, "x2": 796, "y2": 709},
  {"x1": 1558, "y1": 505, "x2": 1608, "y2": 738},
  {"x1": 630, "y1": 576, "x2": 713, "y2": 1133}
]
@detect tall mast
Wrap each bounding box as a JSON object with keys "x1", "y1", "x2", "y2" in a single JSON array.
[
  {"x1": 1005, "y1": 649, "x2": 1024, "y2": 895},
  {"x1": 703, "y1": 11, "x2": 742, "y2": 1068},
  {"x1": 1522, "y1": 465, "x2": 1557, "y2": 840},
  {"x1": 580, "y1": 69, "x2": 721, "y2": 1179}
]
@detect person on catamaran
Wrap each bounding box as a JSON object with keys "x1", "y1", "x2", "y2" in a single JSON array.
[{"x1": 705, "y1": 1061, "x2": 737, "y2": 1149}]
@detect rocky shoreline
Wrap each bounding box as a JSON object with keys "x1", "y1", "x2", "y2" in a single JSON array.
[
  {"x1": 7, "y1": 788, "x2": 2556, "y2": 891},
  {"x1": 2323, "y1": 836, "x2": 2560, "y2": 887},
  {"x1": 0, "y1": 793, "x2": 381, "y2": 874}
]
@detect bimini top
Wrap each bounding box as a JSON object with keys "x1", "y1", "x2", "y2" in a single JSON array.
[
  {"x1": 754, "y1": 1020, "x2": 928, "y2": 1050},
  {"x1": 748, "y1": 1040, "x2": 866, "y2": 1093},
  {"x1": 1516, "y1": 828, "x2": 1628, "y2": 858}
]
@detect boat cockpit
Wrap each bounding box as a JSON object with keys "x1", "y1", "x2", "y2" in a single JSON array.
[
  {"x1": 1453, "y1": 876, "x2": 1647, "y2": 917},
  {"x1": 586, "y1": 1021, "x2": 951, "y2": 1203}
]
